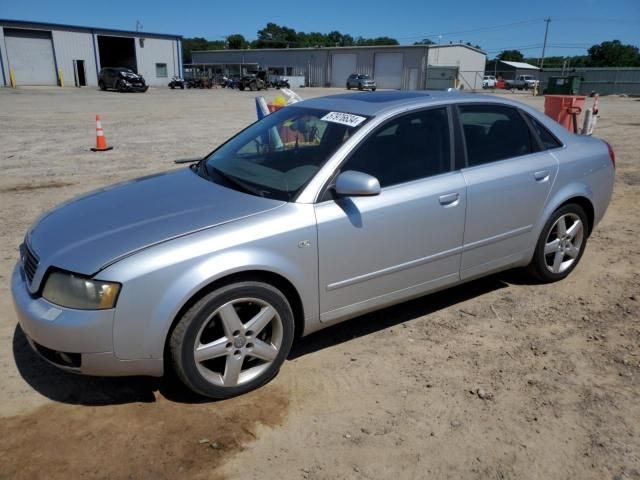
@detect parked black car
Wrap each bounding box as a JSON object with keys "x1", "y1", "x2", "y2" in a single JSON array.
[
  {"x1": 238, "y1": 70, "x2": 268, "y2": 91},
  {"x1": 168, "y1": 76, "x2": 185, "y2": 89},
  {"x1": 98, "y1": 67, "x2": 148, "y2": 92}
]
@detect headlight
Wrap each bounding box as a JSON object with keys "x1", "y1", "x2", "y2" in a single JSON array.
[{"x1": 42, "y1": 270, "x2": 121, "y2": 310}]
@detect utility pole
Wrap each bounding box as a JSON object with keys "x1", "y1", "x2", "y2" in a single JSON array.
[{"x1": 540, "y1": 17, "x2": 551, "y2": 69}]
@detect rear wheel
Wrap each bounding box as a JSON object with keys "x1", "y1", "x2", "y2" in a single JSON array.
[
  {"x1": 170, "y1": 281, "x2": 295, "y2": 399},
  {"x1": 98, "y1": 80, "x2": 106, "y2": 91},
  {"x1": 528, "y1": 204, "x2": 588, "y2": 282},
  {"x1": 371, "y1": 87, "x2": 376, "y2": 92},
  {"x1": 346, "y1": 84, "x2": 351, "y2": 90}
]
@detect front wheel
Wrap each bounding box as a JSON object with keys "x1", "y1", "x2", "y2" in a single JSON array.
[
  {"x1": 98, "y1": 80, "x2": 106, "y2": 91},
  {"x1": 371, "y1": 88, "x2": 376, "y2": 92},
  {"x1": 170, "y1": 281, "x2": 295, "y2": 399},
  {"x1": 528, "y1": 204, "x2": 588, "y2": 282}
]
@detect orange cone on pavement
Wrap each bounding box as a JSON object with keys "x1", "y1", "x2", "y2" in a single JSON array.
[{"x1": 91, "y1": 114, "x2": 113, "y2": 152}]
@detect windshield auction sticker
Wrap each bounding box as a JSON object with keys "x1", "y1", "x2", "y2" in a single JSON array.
[{"x1": 321, "y1": 112, "x2": 367, "y2": 127}]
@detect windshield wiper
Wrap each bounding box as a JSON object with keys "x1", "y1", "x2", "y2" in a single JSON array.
[
  {"x1": 209, "y1": 166, "x2": 267, "y2": 197},
  {"x1": 174, "y1": 157, "x2": 202, "y2": 164}
]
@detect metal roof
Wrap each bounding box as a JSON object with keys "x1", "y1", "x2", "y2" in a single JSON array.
[
  {"x1": 500, "y1": 61, "x2": 539, "y2": 70},
  {"x1": 193, "y1": 43, "x2": 485, "y2": 55},
  {"x1": 0, "y1": 18, "x2": 181, "y2": 39}
]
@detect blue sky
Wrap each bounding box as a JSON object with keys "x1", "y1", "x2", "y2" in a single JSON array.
[{"x1": 1, "y1": 0, "x2": 638, "y2": 57}]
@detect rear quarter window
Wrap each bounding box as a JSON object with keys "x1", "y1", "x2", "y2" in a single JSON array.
[{"x1": 528, "y1": 115, "x2": 563, "y2": 150}]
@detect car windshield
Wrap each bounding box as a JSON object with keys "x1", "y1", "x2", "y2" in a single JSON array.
[
  {"x1": 358, "y1": 75, "x2": 370, "y2": 79},
  {"x1": 200, "y1": 106, "x2": 370, "y2": 201}
]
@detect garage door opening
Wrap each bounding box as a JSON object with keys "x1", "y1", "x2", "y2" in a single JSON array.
[
  {"x1": 374, "y1": 53, "x2": 403, "y2": 90},
  {"x1": 97, "y1": 35, "x2": 137, "y2": 72},
  {"x1": 4, "y1": 28, "x2": 57, "y2": 86}
]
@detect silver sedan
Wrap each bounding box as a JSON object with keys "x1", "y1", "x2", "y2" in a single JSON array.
[{"x1": 12, "y1": 91, "x2": 615, "y2": 398}]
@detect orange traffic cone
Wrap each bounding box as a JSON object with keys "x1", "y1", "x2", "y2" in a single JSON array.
[{"x1": 90, "y1": 114, "x2": 113, "y2": 151}]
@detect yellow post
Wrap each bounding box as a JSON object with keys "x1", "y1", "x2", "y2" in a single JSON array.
[
  {"x1": 9, "y1": 67, "x2": 16, "y2": 88},
  {"x1": 58, "y1": 68, "x2": 64, "y2": 87}
]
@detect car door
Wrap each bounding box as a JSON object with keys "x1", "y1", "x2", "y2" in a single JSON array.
[
  {"x1": 314, "y1": 106, "x2": 467, "y2": 325},
  {"x1": 456, "y1": 103, "x2": 559, "y2": 280}
]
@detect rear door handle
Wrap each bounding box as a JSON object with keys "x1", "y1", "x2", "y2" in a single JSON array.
[
  {"x1": 534, "y1": 170, "x2": 550, "y2": 182},
  {"x1": 439, "y1": 192, "x2": 460, "y2": 207}
]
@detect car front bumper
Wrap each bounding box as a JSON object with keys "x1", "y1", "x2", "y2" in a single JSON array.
[
  {"x1": 122, "y1": 83, "x2": 148, "y2": 92},
  {"x1": 11, "y1": 262, "x2": 162, "y2": 377}
]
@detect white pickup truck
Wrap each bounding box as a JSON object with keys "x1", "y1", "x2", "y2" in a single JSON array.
[{"x1": 505, "y1": 75, "x2": 539, "y2": 90}]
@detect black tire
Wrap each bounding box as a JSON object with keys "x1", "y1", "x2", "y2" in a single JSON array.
[
  {"x1": 358, "y1": 84, "x2": 363, "y2": 91},
  {"x1": 371, "y1": 88, "x2": 376, "y2": 92},
  {"x1": 98, "y1": 80, "x2": 106, "y2": 91},
  {"x1": 346, "y1": 84, "x2": 351, "y2": 90},
  {"x1": 528, "y1": 203, "x2": 589, "y2": 283},
  {"x1": 116, "y1": 79, "x2": 126, "y2": 92},
  {"x1": 249, "y1": 82, "x2": 257, "y2": 91},
  {"x1": 239, "y1": 84, "x2": 245, "y2": 91},
  {"x1": 170, "y1": 85, "x2": 175, "y2": 89},
  {"x1": 170, "y1": 281, "x2": 295, "y2": 399},
  {"x1": 180, "y1": 85, "x2": 184, "y2": 89}
]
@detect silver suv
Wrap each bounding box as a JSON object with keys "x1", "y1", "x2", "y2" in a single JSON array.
[
  {"x1": 12, "y1": 91, "x2": 614, "y2": 399},
  {"x1": 346, "y1": 73, "x2": 376, "y2": 91}
]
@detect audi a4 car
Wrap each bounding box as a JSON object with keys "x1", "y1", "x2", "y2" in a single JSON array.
[{"x1": 12, "y1": 91, "x2": 615, "y2": 399}]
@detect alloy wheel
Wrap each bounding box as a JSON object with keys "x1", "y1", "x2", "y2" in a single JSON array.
[
  {"x1": 193, "y1": 297, "x2": 283, "y2": 387},
  {"x1": 544, "y1": 213, "x2": 584, "y2": 274}
]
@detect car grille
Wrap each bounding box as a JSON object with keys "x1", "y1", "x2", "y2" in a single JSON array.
[{"x1": 20, "y1": 243, "x2": 39, "y2": 285}]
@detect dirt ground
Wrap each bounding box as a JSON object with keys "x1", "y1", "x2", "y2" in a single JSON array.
[{"x1": 0, "y1": 86, "x2": 638, "y2": 480}]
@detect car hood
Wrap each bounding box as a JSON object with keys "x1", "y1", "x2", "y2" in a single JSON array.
[{"x1": 26, "y1": 168, "x2": 285, "y2": 277}]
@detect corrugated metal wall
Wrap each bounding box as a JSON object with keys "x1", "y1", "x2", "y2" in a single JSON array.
[
  {"x1": 0, "y1": 21, "x2": 180, "y2": 88},
  {"x1": 191, "y1": 45, "x2": 485, "y2": 90},
  {"x1": 538, "y1": 68, "x2": 640, "y2": 95},
  {"x1": 52, "y1": 30, "x2": 98, "y2": 86},
  {"x1": 135, "y1": 37, "x2": 181, "y2": 86}
]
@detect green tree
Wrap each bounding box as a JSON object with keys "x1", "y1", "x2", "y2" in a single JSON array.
[
  {"x1": 355, "y1": 36, "x2": 399, "y2": 46},
  {"x1": 497, "y1": 49, "x2": 524, "y2": 62},
  {"x1": 255, "y1": 22, "x2": 298, "y2": 48},
  {"x1": 182, "y1": 37, "x2": 210, "y2": 63},
  {"x1": 226, "y1": 34, "x2": 248, "y2": 50},
  {"x1": 587, "y1": 40, "x2": 640, "y2": 67},
  {"x1": 414, "y1": 38, "x2": 435, "y2": 45}
]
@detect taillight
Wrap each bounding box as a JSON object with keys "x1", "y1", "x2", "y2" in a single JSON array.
[{"x1": 604, "y1": 141, "x2": 616, "y2": 169}]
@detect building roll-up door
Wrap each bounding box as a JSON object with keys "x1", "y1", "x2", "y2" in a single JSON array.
[
  {"x1": 4, "y1": 29, "x2": 57, "y2": 86},
  {"x1": 330, "y1": 53, "x2": 356, "y2": 87},
  {"x1": 374, "y1": 53, "x2": 403, "y2": 89}
]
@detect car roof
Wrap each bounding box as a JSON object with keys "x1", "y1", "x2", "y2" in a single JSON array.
[{"x1": 294, "y1": 91, "x2": 512, "y2": 117}]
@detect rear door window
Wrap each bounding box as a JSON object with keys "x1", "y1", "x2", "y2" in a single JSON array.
[{"x1": 458, "y1": 105, "x2": 533, "y2": 166}]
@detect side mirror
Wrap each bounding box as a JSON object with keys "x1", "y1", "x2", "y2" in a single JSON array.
[{"x1": 334, "y1": 170, "x2": 381, "y2": 197}]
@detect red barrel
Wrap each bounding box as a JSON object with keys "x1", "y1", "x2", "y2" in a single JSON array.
[{"x1": 544, "y1": 95, "x2": 586, "y2": 133}]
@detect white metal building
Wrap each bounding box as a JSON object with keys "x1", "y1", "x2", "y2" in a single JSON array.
[
  {"x1": 0, "y1": 19, "x2": 182, "y2": 87},
  {"x1": 190, "y1": 44, "x2": 486, "y2": 90}
]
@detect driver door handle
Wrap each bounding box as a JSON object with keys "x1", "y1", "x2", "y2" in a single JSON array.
[{"x1": 439, "y1": 192, "x2": 460, "y2": 207}]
